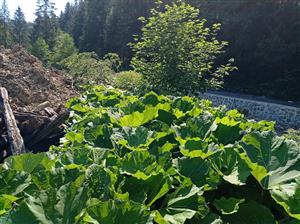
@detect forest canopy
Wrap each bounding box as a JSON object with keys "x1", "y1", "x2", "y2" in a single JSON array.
[{"x1": 0, "y1": 0, "x2": 299, "y2": 101}]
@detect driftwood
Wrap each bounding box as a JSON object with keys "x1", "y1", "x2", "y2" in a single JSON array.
[{"x1": 0, "y1": 87, "x2": 26, "y2": 155}]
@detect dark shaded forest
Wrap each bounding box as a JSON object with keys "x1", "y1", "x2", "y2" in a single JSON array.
[{"x1": 1, "y1": 0, "x2": 299, "y2": 101}]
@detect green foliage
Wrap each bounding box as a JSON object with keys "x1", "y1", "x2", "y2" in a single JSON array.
[
  {"x1": 59, "y1": 52, "x2": 117, "y2": 85},
  {"x1": 12, "y1": 7, "x2": 29, "y2": 47},
  {"x1": 29, "y1": 37, "x2": 50, "y2": 64},
  {"x1": 0, "y1": 87, "x2": 299, "y2": 223},
  {"x1": 57, "y1": 0, "x2": 300, "y2": 101},
  {"x1": 103, "y1": 53, "x2": 122, "y2": 73},
  {"x1": 104, "y1": 0, "x2": 156, "y2": 64},
  {"x1": 0, "y1": 0, "x2": 12, "y2": 47},
  {"x1": 284, "y1": 129, "x2": 300, "y2": 145},
  {"x1": 190, "y1": 0, "x2": 300, "y2": 101},
  {"x1": 79, "y1": 0, "x2": 109, "y2": 55},
  {"x1": 130, "y1": 0, "x2": 236, "y2": 95},
  {"x1": 114, "y1": 71, "x2": 147, "y2": 94},
  {"x1": 33, "y1": 0, "x2": 58, "y2": 48},
  {"x1": 50, "y1": 31, "x2": 78, "y2": 67}
]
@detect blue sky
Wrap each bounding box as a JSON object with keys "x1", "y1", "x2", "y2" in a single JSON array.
[{"x1": 2, "y1": 0, "x2": 74, "y2": 22}]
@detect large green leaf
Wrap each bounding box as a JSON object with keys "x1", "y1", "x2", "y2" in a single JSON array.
[
  {"x1": 85, "y1": 164, "x2": 116, "y2": 200},
  {"x1": 0, "y1": 194, "x2": 19, "y2": 216},
  {"x1": 121, "y1": 171, "x2": 171, "y2": 206},
  {"x1": 0, "y1": 169, "x2": 31, "y2": 195},
  {"x1": 3, "y1": 153, "x2": 55, "y2": 173},
  {"x1": 198, "y1": 213, "x2": 223, "y2": 224},
  {"x1": 179, "y1": 138, "x2": 219, "y2": 159},
  {"x1": 155, "y1": 184, "x2": 206, "y2": 224},
  {"x1": 120, "y1": 150, "x2": 160, "y2": 175},
  {"x1": 222, "y1": 201, "x2": 276, "y2": 224},
  {"x1": 211, "y1": 147, "x2": 250, "y2": 185},
  {"x1": 270, "y1": 179, "x2": 300, "y2": 220},
  {"x1": 240, "y1": 132, "x2": 300, "y2": 189},
  {"x1": 213, "y1": 197, "x2": 245, "y2": 215},
  {"x1": 9, "y1": 175, "x2": 88, "y2": 224},
  {"x1": 173, "y1": 157, "x2": 211, "y2": 188},
  {"x1": 173, "y1": 114, "x2": 216, "y2": 140},
  {"x1": 213, "y1": 117, "x2": 242, "y2": 145},
  {"x1": 119, "y1": 106, "x2": 158, "y2": 127},
  {"x1": 83, "y1": 200, "x2": 153, "y2": 224},
  {"x1": 30, "y1": 166, "x2": 84, "y2": 191},
  {"x1": 112, "y1": 126, "x2": 154, "y2": 149}
]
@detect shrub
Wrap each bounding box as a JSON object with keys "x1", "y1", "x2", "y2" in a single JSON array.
[
  {"x1": 114, "y1": 71, "x2": 146, "y2": 94},
  {"x1": 29, "y1": 37, "x2": 50, "y2": 64},
  {"x1": 50, "y1": 31, "x2": 78, "y2": 68},
  {"x1": 59, "y1": 52, "x2": 117, "y2": 85}
]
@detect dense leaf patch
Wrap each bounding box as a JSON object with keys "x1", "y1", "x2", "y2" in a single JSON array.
[{"x1": 0, "y1": 86, "x2": 299, "y2": 223}]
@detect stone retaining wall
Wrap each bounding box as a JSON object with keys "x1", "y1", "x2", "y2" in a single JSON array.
[{"x1": 199, "y1": 92, "x2": 300, "y2": 129}]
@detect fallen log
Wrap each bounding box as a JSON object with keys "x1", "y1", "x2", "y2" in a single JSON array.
[
  {"x1": 14, "y1": 111, "x2": 51, "y2": 122},
  {"x1": 0, "y1": 87, "x2": 26, "y2": 155},
  {"x1": 25, "y1": 110, "x2": 69, "y2": 148}
]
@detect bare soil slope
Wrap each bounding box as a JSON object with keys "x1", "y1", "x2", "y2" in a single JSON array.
[{"x1": 0, "y1": 45, "x2": 78, "y2": 112}]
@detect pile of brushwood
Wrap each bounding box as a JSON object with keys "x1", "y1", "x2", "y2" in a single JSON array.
[
  {"x1": 0, "y1": 46, "x2": 77, "y2": 160},
  {"x1": 0, "y1": 86, "x2": 299, "y2": 224}
]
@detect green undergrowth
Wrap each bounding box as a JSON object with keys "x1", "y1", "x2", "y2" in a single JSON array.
[{"x1": 0, "y1": 86, "x2": 300, "y2": 224}]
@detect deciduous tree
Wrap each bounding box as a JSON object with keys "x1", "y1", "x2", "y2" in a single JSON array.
[{"x1": 130, "y1": 0, "x2": 235, "y2": 94}]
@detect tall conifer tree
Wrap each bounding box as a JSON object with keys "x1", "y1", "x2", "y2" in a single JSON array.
[
  {"x1": 79, "y1": 0, "x2": 110, "y2": 55},
  {"x1": 12, "y1": 6, "x2": 29, "y2": 46},
  {"x1": 0, "y1": 0, "x2": 11, "y2": 47},
  {"x1": 33, "y1": 0, "x2": 58, "y2": 48}
]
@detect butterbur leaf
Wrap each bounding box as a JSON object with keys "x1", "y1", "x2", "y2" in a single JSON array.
[
  {"x1": 119, "y1": 106, "x2": 157, "y2": 127},
  {"x1": 65, "y1": 132, "x2": 84, "y2": 143},
  {"x1": 174, "y1": 114, "x2": 215, "y2": 139},
  {"x1": 172, "y1": 97, "x2": 195, "y2": 113},
  {"x1": 84, "y1": 200, "x2": 153, "y2": 224},
  {"x1": 10, "y1": 175, "x2": 88, "y2": 224},
  {"x1": 84, "y1": 124, "x2": 113, "y2": 148},
  {"x1": 143, "y1": 91, "x2": 160, "y2": 106},
  {"x1": 179, "y1": 138, "x2": 219, "y2": 159},
  {"x1": 198, "y1": 213, "x2": 223, "y2": 224},
  {"x1": 157, "y1": 109, "x2": 177, "y2": 125},
  {"x1": 213, "y1": 197, "x2": 245, "y2": 215},
  {"x1": 120, "y1": 150, "x2": 159, "y2": 175},
  {"x1": 0, "y1": 169, "x2": 31, "y2": 195},
  {"x1": 86, "y1": 165, "x2": 116, "y2": 199},
  {"x1": 211, "y1": 147, "x2": 250, "y2": 185},
  {"x1": 271, "y1": 179, "x2": 300, "y2": 220},
  {"x1": 121, "y1": 172, "x2": 171, "y2": 206},
  {"x1": 155, "y1": 184, "x2": 206, "y2": 224},
  {"x1": 4, "y1": 153, "x2": 53, "y2": 173},
  {"x1": 222, "y1": 201, "x2": 276, "y2": 224},
  {"x1": 174, "y1": 157, "x2": 210, "y2": 188},
  {"x1": 112, "y1": 126, "x2": 154, "y2": 148},
  {"x1": 240, "y1": 132, "x2": 300, "y2": 189},
  {"x1": 31, "y1": 166, "x2": 84, "y2": 190},
  {"x1": 0, "y1": 194, "x2": 19, "y2": 216},
  {"x1": 213, "y1": 117, "x2": 242, "y2": 145}
]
